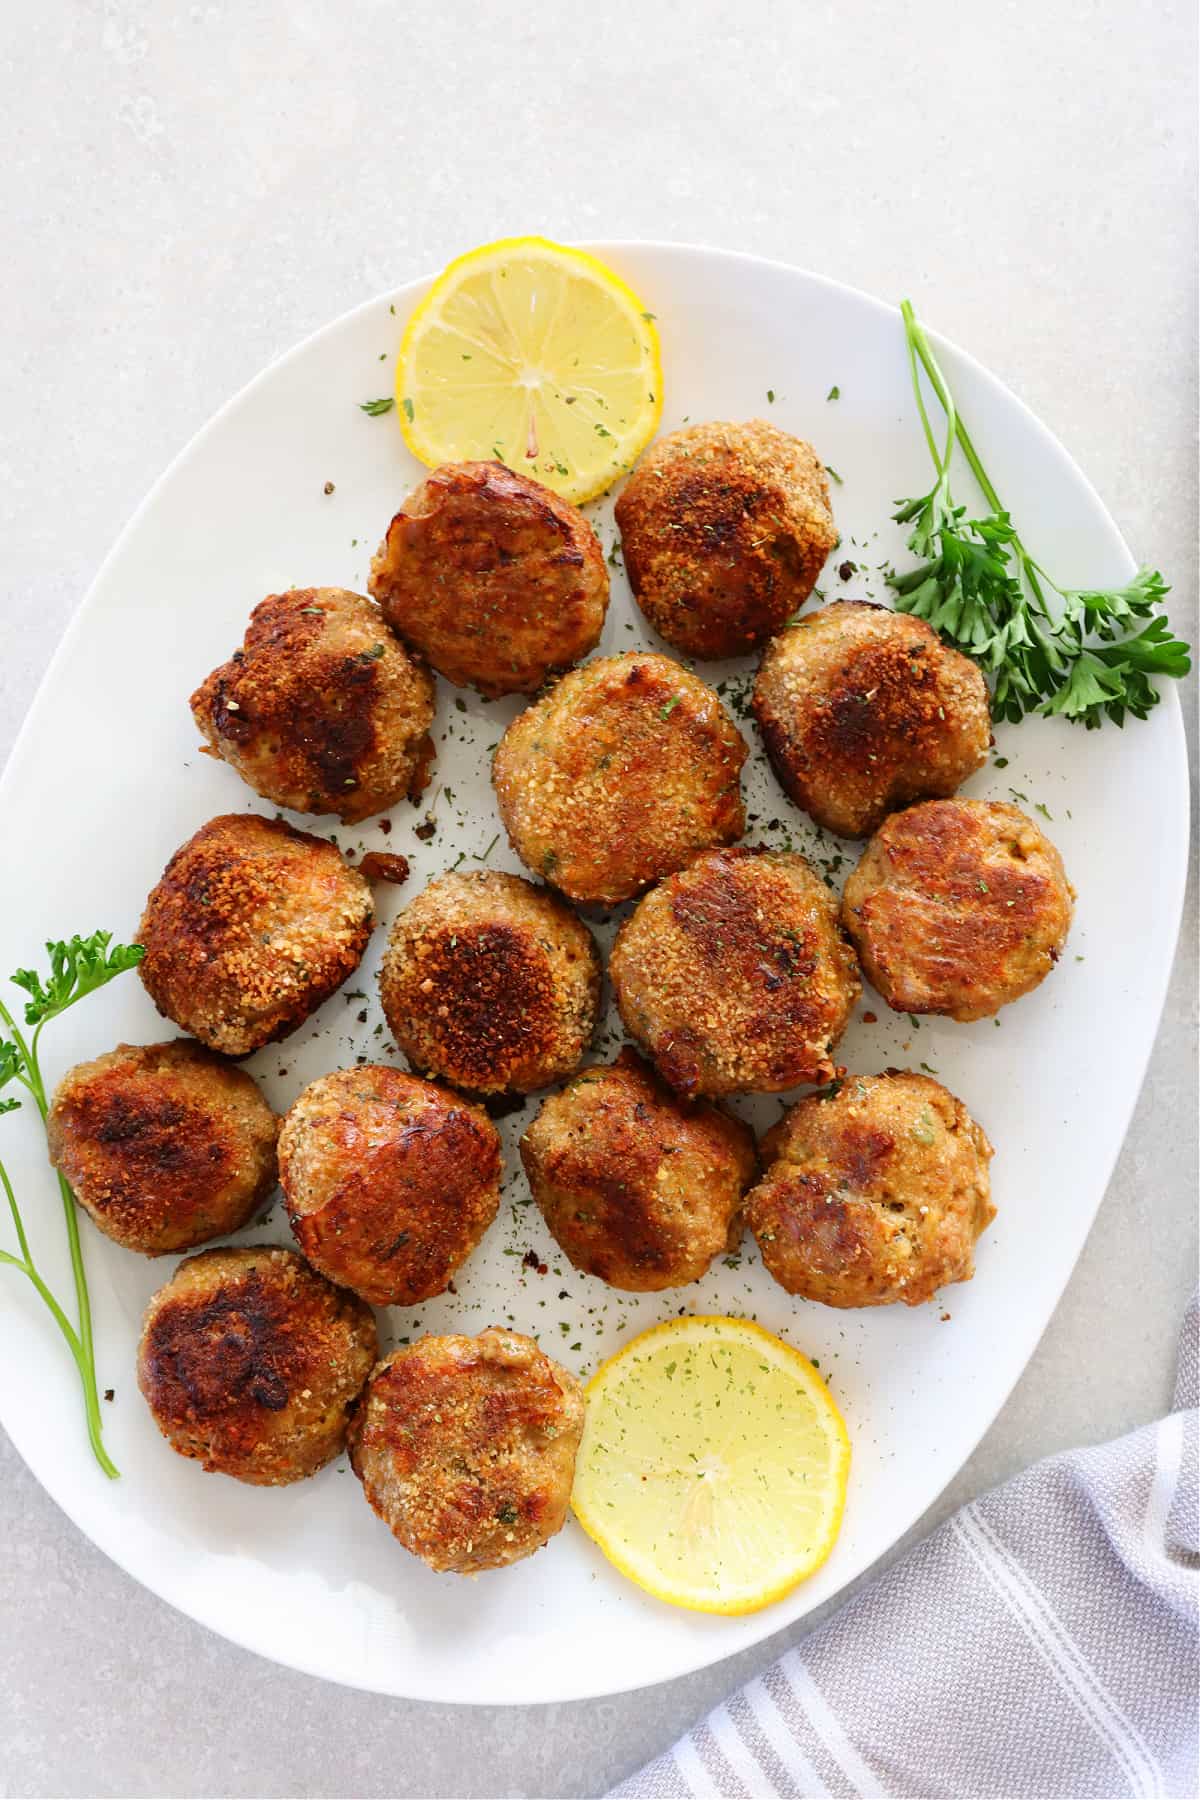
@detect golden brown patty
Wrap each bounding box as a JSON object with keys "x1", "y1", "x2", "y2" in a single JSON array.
[
  {"x1": 348, "y1": 1328, "x2": 584, "y2": 1573},
  {"x1": 746, "y1": 1071, "x2": 995, "y2": 1307},
  {"x1": 379, "y1": 869, "x2": 600, "y2": 1093},
  {"x1": 752, "y1": 601, "x2": 991, "y2": 838},
  {"x1": 369, "y1": 461, "x2": 609, "y2": 695},
  {"x1": 190, "y1": 587, "x2": 435, "y2": 824},
  {"x1": 614, "y1": 420, "x2": 837, "y2": 659},
  {"x1": 609, "y1": 847, "x2": 861, "y2": 1097},
  {"x1": 842, "y1": 799, "x2": 1074, "y2": 1021},
  {"x1": 520, "y1": 1048, "x2": 756, "y2": 1290},
  {"x1": 492, "y1": 653, "x2": 747, "y2": 906},
  {"x1": 278, "y1": 1066, "x2": 501, "y2": 1306},
  {"x1": 46, "y1": 1040, "x2": 278, "y2": 1256},
  {"x1": 137, "y1": 1245, "x2": 377, "y2": 1485},
  {"x1": 138, "y1": 813, "x2": 374, "y2": 1057}
]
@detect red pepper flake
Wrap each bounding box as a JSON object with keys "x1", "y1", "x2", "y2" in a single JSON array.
[
  {"x1": 862, "y1": 1010, "x2": 878, "y2": 1024},
  {"x1": 358, "y1": 851, "x2": 410, "y2": 885}
]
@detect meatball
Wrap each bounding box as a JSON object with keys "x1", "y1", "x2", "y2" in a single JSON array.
[
  {"x1": 369, "y1": 462, "x2": 609, "y2": 696},
  {"x1": 614, "y1": 420, "x2": 837, "y2": 660},
  {"x1": 137, "y1": 1245, "x2": 377, "y2": 1485},
  {"x1": 752, "y1": 601, "x2": 991, "y2": 838},
  {"x1": 379, "y1": 870, "x2": 600, "y2": 1094},
  {"x1": 278, "y1": 1066, "x2": 501, "y2": 1306},
  {"x1": 348, "y1": 1328, "x2": 584, "y2": 1573},
  {"x1": 520, "y1": 1048, "x2": 756, "y2": 1290},
  {"x1": 745, "y1": 1071, "x2": 995, "y2": 1307},
  {"x1": 138, "y1": 813, "x2": 374, "y2": 1056},
  {"x1": 46, "y1": 1040, "x2": 278, "y2": 1256},
  {"x1": 610, "y1": 847, "x2": 860, "y2": 1097},
  {"x1": 492, "y1": 653, "x2": 747, "y2": 906},
  {"x1": 842, "y1": 799, "x2": 1074, "y2": 1021},
  {"x1": 190, "y1": 588, "x2": 435, "y2": 823}
]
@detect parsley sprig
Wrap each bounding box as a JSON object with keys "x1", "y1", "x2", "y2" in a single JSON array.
[
  {"x1": 888, "y1": 300, "x2": 1189, "y2": 727},
  {"x1": 0, "y1": 932, "x2": 144, "y2": 1477}
]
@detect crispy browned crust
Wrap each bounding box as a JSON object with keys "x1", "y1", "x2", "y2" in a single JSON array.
[
  {"x1": 348, "y1": 1328, "x2": 584, "y2": 1573},
  {"x1": 46, "y1": 1040, "x2": 278, "y2": 1256},
  {"x1": 520, "y1": 1048, "x2": 756, "y2": 1291},
  {"x1": 137, "y1": 1245, "x2": 377, "y2": 1485},
  {"x1": 752, "y1": 601, "x2": 992, "y2": 838},
  {"x1": 746, "y1": 1071, "x2": 995, "y2": 1307},
  {"x1": 492, "y1": 652, "x2": 747, "y2": 906},
  {"x1": 379, "y1": 870, "x2": 600, "y2": 1093},
  {"x1": 190, "y1": 588, "x2": 436, "y2": 824},
  {"x1": 137, "y1": 812, "x2": 374, "y2": 1056},
  {"x1": 842, "y1": 799, "x2": 1074, "y2": 1021},
  {"x1": 609, "y1": 847, "x2": 861, "y2": 1097},
  {"x1": 369, "y1": 462, "x2": 609, "y2": 696},
  {"x1": 278, "y1": 1066, "x2": 501, "y2": 1306},
  {"x1": 614, "y1": 420, "x2": 837, "y2": 659}
]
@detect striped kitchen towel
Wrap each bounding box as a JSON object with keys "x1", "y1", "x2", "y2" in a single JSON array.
[{"x1": 611, "y1": 1295, "x2": 1198, "y2": 1800}]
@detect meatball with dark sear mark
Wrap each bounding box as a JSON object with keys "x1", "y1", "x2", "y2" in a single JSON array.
[
  {"x1": 520, "y1": 1048, "x2": 756, "y2": 1291},
  {"x1": 369, "y1": 462, "x2": 609, "y2": 696},
  {"x1": 138, "y1": 812, "x2": 374, "y2": 1056},
  {"x1": 46, "y1": 1040, "x2": 278, "y2": 1256},
  {"x1": 348, "y1": 1328, "x2": 584, "y2": 1573},
  {"x1": 609, "y1": 847, "x2": 861, "y2": 1097},
  {"x1": 752, "y1": 601, "x2": 991, "y2": 838},
  {"x1": 137, "y1": 1245, "x2": 377, "y2": 1485},
  {"x1": 614, "y1": 420, "x2": 837, "y2": 660},
  {"x1": 492, "y1": 653, "x2": 747, "y2": 906},
  {"x1": 746, "y1": 1071, "x2": 995, "y2": 1307},
  {"x1": 278, "y1": 1066, "x2": 501, "y2": 1306},
  {"x1": 379, "y1": 870, "x2": 600, "y2": 1093},
  {"x1": 190, "y1": 588, "x2": 435, "y2": 824},
  {"x1": 842, "y1": 798, "x2": 1074, "y2": 1021}
]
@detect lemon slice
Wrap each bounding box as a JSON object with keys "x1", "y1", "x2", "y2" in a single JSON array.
[
  {"x1": 395, "y1": 236, "x2": 662, "y2": 504},
  {"x1": 572, "y1": 1316, "x2": 850, "y2": 1614}
]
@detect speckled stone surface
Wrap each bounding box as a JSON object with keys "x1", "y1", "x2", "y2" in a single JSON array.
[{"x1": 1, "y1": 3, "x2": 1195, "y2": 1795}]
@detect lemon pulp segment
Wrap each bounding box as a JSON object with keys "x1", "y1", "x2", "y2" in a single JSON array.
[
  {"x1": 396, "y1": 236, "x2": 662, "y2": 504},
  {"x1": 571, "y1": 1315, "x2": 850, "y2": 1615}
]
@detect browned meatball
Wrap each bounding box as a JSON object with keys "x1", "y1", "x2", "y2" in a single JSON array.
[
  {"x1": 752, "y1": 602, "x2": 991, "y2": 838},
  {"x1": 348, "y1": 1328, "x2": 584, "y2": 1573},
  {"x1": 609, "y1": 847, "x2": 860, "y2": 1097},
  {"x1": 137, "y1": 1245, "x2": 377, "y2": 1485},
  {"x1": 190, "y1": 588, "x2": 435, "y2": 823},
  {"x1": 369, "y1": 462, "x2": 609, "y2": 696},
  {"x1": 379, "y1": 870, "x2": 600, "y2": 1094},
  {"x1": 46, "y1": 1040, "x2": 278, "y2": 1256},
  {"x1": 138, "y1": 813, "x2": 374, "y2": 1056},
  {"x1": 842, "y1": 799, "x2": 1074, "y2": 1021},
  {"x1": 520, "y1": 1048, "x2": 756, "y2": 1290},
  {"x1": 492, "y1": 653, "x2": 747, "y2": 906},
  {"x1": 615, "y1": 420, "x2": 837, "y2": 660},
  {"x1": 746, "y1": 1072, "x2": 995, "y2": 1307},
  {"x1": 278, "y1": 1066, "x2": 500, "y2": 1306}
]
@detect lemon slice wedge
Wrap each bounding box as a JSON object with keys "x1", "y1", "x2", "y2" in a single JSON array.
[
  {"x1": 395, "y1": 236, "x2": 662, "y2": 504},
  {"x1": 571, "y1": 1316, "x2": 850, "y2": 1614}
]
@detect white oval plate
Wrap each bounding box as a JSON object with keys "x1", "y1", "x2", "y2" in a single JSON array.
[{"x1": 0, "y1": 245, "x2": 1187, "y2": 1703}]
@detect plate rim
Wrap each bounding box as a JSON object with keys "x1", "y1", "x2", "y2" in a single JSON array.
[{"x1": 0, "y1": 239, "x2": 1189, "y2": 1704}]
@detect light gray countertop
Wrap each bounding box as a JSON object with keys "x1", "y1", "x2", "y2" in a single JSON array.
[{"x1": 1, "y1": 3, "x2": 1195, "y2": 1795}]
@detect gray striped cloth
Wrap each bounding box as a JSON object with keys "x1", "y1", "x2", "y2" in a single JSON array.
[{"x1": 611, "y1": 1296, "x2": 1198, "y2": 1800}]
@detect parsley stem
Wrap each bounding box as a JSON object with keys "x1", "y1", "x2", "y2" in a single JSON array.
[
  {"x1": 902, "y1": 300, "x2": 1055, "y2": 617},
  {"x1": 0, "y1": 992, "x2": 117, "y2": 1479}
]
